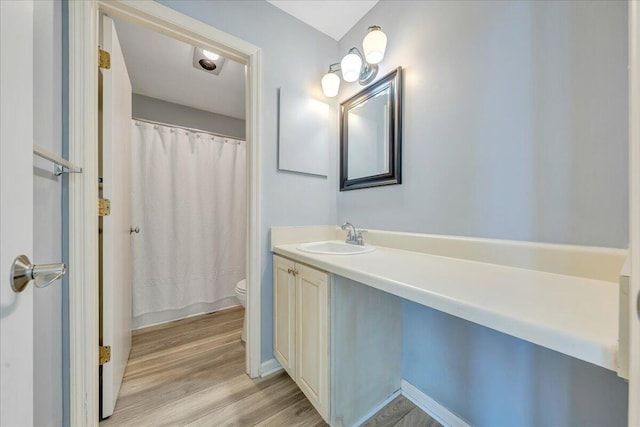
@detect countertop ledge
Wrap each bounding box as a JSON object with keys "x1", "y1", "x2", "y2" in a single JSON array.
[{"x1": 272, "y1": 242, "x2": 619, "y2": 371}]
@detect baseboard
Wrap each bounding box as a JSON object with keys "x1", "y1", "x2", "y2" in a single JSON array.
[
  {"x1": 132, "y1": 298, "x2": 241, "y2": 330},
  {"x1": 260, "y1": 358, "x2": 283, "y2": 377},
  {"x1": 401, "y1": 380, "x2": 471, "y2": 427},
  {"x1": 352, "y1": 389, "x2": 402, "y2": 427}
]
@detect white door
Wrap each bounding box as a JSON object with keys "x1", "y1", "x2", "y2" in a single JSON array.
[
  {"x1": 296, "y1": 264, "x2": 329, "y2": 421},
  {"x1": 274, "y1": 255, "x2": 297, "y2": 377},
  {"x1": 0, "y1": 1, "x2": 35, "y2": 425},
  {"x1": 100, "y1": 14, "x2": 133, "y2": 419}
]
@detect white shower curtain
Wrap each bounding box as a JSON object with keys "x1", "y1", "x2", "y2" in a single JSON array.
[{"x1": 131, "y1": 120, "x2": 246, "y2": 328}]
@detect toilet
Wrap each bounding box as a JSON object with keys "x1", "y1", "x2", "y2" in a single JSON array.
[{"x1": 235, "y1": 279, "x2": 247, "y2": 342}]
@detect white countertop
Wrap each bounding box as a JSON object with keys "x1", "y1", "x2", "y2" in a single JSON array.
[{"x1": 273, "y1": 242, "x2": 619, "y2": 370}]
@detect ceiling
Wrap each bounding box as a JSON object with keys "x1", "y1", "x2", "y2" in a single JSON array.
[
  {"x1": 267, "y1": 0, "x2": 379, "y2": 41},
  {"x1": 111, "y1": 1, "x2": 379, "y2": 118},
  {"x1": 112, "y1": 17, "x2": 246, "y2": 120}
]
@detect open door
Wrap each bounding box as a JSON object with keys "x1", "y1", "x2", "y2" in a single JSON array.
[
  {"x1": 100, "y1": 14, "x2": 133, "y2": 419},
  {"x1": 0, "y1": 1, "x2": 34, "y2": 424}
]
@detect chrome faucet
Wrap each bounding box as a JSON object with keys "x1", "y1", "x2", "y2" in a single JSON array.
[
  {"x1": 341, "y1": 222, "x2": 357, "y2": 244},
  {"x1": 341, "y1": 222, "x2": 366, "y2": 246}
]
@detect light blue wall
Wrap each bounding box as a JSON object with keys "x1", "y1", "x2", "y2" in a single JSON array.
[
  {"x1": 337, "y1": 1, "x2": 629, "y2": 425},
  {"x1": 131, "y1": 94, "x2": 246, "y2": 140},
  {"x1": 403, "y1": 301, "x2": 628, "y2": 426},
  {"x1": 337, "y1": 0, "x2": 628, "y2": 249},
  {"x1": 157, "y1": 0, "x2": 339, "y2": 362}
]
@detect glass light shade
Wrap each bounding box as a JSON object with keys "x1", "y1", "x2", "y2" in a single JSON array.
[
  {"x1": 202, "y1": 49, "x2": 220, "y2": 60},
  {"x1": 321, "y1": 72, "x2": 340, "y2": 98},
  {"x1": 363, "y1": 28, "x2": 387, "y2": 64},
  {"x1": 341, "y1": 53, "x2": 362, "y2": 82}
]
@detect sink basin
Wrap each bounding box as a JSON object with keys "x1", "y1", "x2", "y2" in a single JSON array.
[{"x1": 297, "y1": 241, "x2": 376, "y2": 255}]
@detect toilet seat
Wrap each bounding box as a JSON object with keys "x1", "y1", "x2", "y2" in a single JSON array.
[{"x1": 235, "y1": 279, "x2": 247, "y2": 342}]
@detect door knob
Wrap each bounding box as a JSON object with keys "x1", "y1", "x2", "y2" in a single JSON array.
[
  {"x1": 10, "y1": 255, "x2": 66, "y2": 293},
  {"x1": 130, "y1": 226, "x2": 140, "y2": 234}
]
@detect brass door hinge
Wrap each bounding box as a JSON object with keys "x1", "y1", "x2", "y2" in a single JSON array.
[
  {"x1": 99, "y1": 346, "x2": 111, "y2": 365},
  {"x1": 98, "y1": 198, "x2": 111, "y2": 216},
  {"x1": 99, "y1": 49, "x2": 111, "y2": 69}
]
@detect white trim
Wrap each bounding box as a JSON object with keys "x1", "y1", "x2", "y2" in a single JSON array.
[
  {"x1": 68, "y1": 1, "x2": 263, "y2": 424},
  {"x1": 260, "y1": 358, "x2": 283, "y2": 377},
  {"x1": 352, "y1": 390, "x2": 401, "y2": 427},
  {"x1": 401, "y1": 380, "x2": 471, "y2": 427},
  {"x1": 271, "y1": 225, "x2": 626, "y2": 282},
  {"x1": 628, "y1": 1, "x2": 640, "y2": 425},
  {"x1": 132, "y1": 299, "x2": 241, "y2": 330},
  {"x1": 68, "y1": 1, "x2": 99, "y2": 424},
  {"x1": 270, "y1": 225, "x2": 339, "y2": 250},
  {"x1": 246, "y1": 42, "x2": 263, "y2": 381}
]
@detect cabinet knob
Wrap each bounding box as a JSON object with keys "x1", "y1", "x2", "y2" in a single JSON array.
[{"x1": 287, "y1": 268, "x2": 292, "y2": 274}]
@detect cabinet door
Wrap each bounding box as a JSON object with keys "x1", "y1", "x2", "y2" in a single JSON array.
[
  {"x1": 273, "y1": 255, "x2": 297, "y2": 377},
  {"x1": 296, "y1": 263, "x2": 330, "y2": 420}
]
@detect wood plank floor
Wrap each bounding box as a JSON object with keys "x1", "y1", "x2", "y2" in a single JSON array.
[
  {"x1": 100, "y1": 307, "x2": 440, "y2": 427},
  {"x1": 101, "y1": 307, "x2": 326, "y2": 426},
  {"x1": 362, "y1": 396, "x2": 442, "y2": 427}
]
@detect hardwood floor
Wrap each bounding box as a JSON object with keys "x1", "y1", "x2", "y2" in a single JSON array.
[
  {"x1": 101, "y1": 307, "x2": 440, "y2": 427},
  {"x1": 101, "y1": 307, "x2": 326, "y2": 426},
  {"x1": 362, "y1": 396, "x2": 442, "y2": 427}
]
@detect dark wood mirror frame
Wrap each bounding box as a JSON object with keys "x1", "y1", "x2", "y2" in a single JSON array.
[{"x1": 340, "y1": 67, "x2": 402, "y2": 191}]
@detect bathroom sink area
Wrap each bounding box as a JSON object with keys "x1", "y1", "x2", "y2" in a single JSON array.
[
  {"x1": 275, "y1": 229, "x2": 624, "y2": 372},
  {"x1": 297, "y1": 241, "x2": 376, "y2": 255}
]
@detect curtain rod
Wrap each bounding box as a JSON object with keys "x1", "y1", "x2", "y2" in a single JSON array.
[{"x1": 132, "y1": 117, "x2": 244, "y2": 142}]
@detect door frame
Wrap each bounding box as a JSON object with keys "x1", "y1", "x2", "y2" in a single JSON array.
[
  {"x1": 628, "y1": 1, "x2": 640, "y2": 425},
  {"x1": 67, "y1": 1, "x2": 263, "y2": 424}
]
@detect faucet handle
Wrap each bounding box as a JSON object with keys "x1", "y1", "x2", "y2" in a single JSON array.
[{"x1": 356, "y1": 229, "x2": 368, "y2": 245}]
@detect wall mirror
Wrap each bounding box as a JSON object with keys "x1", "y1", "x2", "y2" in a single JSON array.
[{"x1": 340, "y1": 67, "x2": 402, "y2": 191}]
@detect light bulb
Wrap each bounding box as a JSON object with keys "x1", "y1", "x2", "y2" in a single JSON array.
[
  {"x1": 202, "y1": 49, "x2": 219, "y2": 60},
  {"x1": 321, "y1": 72, "x2": 340, "y2": 97},
  {"x1": 363, "y1": 26, "x2": 387, "y2": 64},
  {"x1": 340, "y1": 53, "x2": 362, "y2": 83}
]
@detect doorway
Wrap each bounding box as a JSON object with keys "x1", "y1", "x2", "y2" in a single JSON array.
[
  {"x1": 67, "y1": 1, "x2": 262, "y2": 423},
  {"x1": 98, "y1": 11, "x2": 249, "y2": 418}
]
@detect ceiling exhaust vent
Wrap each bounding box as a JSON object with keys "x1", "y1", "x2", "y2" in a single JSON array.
[
  {"x1": 193, "y1": 47, "x2": 225, "y2": 75},
  {"x1": 198, "y1": 59, "x2": 217, "y2": 71}
]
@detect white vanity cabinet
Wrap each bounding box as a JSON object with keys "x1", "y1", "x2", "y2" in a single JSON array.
[
  {"x1": 273, "y1": 255, "x2": 330, "y2": 421},
  {"x1": 295, "y1": 262, "x2": 330, "y2": 419},
  {"x1": 273, "y1": 255, "x2": 297, "y2": 377}
]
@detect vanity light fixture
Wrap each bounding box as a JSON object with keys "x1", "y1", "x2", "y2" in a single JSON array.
[
  {"x1": 340, "y1": 51, "x2": 362, "y2": 82},
  {"x1": 321, "y1": 25, "x2": 388, "y2": 98},
  {"x1": 362, "y1": 25, "x2": 387, "y2": 64},
  {"x1": 321, "y1": 68, "x2": 341, "y2": 98}
]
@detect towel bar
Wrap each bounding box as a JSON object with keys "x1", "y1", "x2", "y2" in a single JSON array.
[{"x1": 33, "y1": 145, "x2": 83, "y2": 176}]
